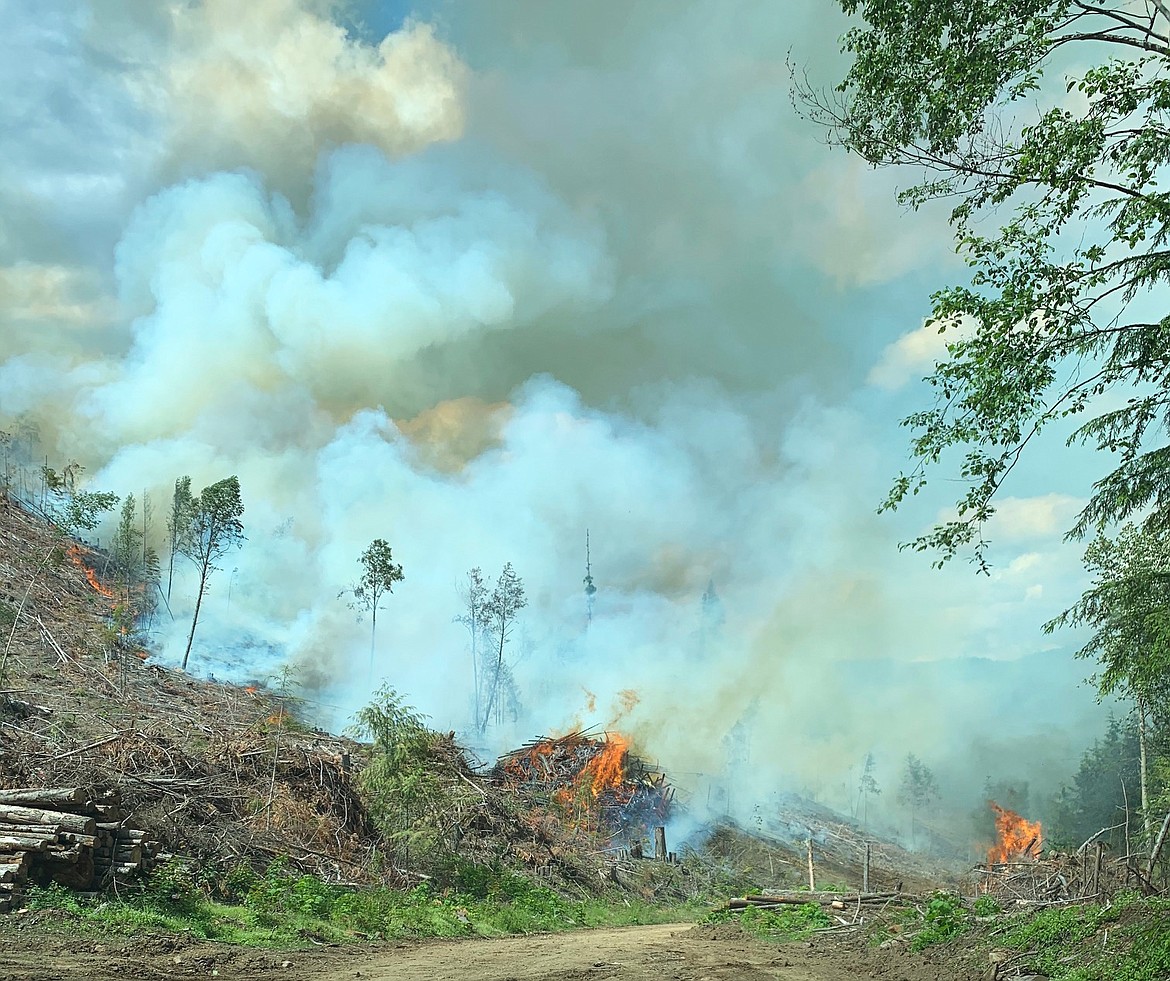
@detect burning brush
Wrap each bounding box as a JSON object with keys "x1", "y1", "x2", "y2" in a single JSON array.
[
  {"x1": 492, "y1": 730, "x2": 673, "y2": 842},
  {"x1": 987, "y1": 801, "x2": 1043, "y2": 864}
]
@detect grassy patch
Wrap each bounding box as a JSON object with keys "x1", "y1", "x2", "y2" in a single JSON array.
[
  {"x1": 909, "y1": 891, "x2": 968, "y2": 951},
  {"x1": 988, "y1": 892, "x2": 1170, "y2": 981},
  {"x1": 23, "y1": 859, "x2": 699, "y2": 949},
  {"x1": 701, "y1": 902, "x2": 832, "y2": 943}
]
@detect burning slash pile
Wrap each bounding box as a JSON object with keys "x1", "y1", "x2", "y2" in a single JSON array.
[
  {"x1": 973, "y1": 800, "x2": 1165, "y2": 908},
  {"x1": 987, "y1": 802, "x2": 1043, "y2": 865},
  {"x1": 977, "y1": 802, "x2": 1052, "y2": 902},
  {"x1": 975, "y1": 801, "x2": 1132, "y2": 903},
  {"x1": 492, "y1": 731, "x2": 672, "y2": 844}
]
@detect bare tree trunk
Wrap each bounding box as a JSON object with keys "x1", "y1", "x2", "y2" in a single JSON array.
[
  {"x1": 1139, "y1": 697, "x2": 1153, "y2": 838},
  {"x1": 471, "y1": 623, "x2": 480, "y2": 729},
  {"x1": 166, "y1": 530, "x2": 177, "y2": 603},
  {"x1": 479, "y1": 620, "x2": 509, "y2": 732},
  {"x1": 369, "y1": 603, "x2": 378, "y2": 677},
  {"x1": 181, "y1": 563, "x2": 209, "y2": 670}
]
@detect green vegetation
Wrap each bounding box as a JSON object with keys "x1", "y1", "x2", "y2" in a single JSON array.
[
  {"x1": 971, "y1": 893, "x2": 1001, "y2": 918},
  {"x1": 804, "y1": 2, "x2": 1170, "y2": 568},
  {"x1": 24, "y1": 858, "x2": 697, "y2": 949},
  {"x1": 343, "y1": 538, "x2": 405, "y2": 673},
  {"x1": 857, "y1": 890, "x2": 1170, "y2": 980},
  {"x1": 987, "y1": 892, "x2": 1170, "y2": 980},
  {"x1": 909, "y1": 892, "x2": 967, "y2": 951},
  {"x1": 701, "y1": 902, "x2": 831, "y2": 943},
  {"x1": 346, "y1": 684, "x2": 458, "y2": 873},
  {"x1": 176, "y1": 475, "x2": 245, "y2": 670}
]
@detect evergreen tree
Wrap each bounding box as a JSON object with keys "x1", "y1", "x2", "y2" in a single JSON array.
[
  {"x1": 166, "y1": 476, "x2": 194, "y2": 603},
  {"x1": 898, "y1": 753, "x2": 940, "y2": 847}
]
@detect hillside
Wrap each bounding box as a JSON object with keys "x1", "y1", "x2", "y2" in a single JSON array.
[
  {"x1": 0, "y1": 494, "x2": 961, "y2": 910},
  {"x1": 0, "y1": 495, "x2": 703, "y2": 902}
]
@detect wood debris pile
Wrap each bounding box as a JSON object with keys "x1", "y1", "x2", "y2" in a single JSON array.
[
  {"x1": 0, "y1": 786, "x2": 160, "y2": 911},
  {"x1": 0, "y1": 682, "x2": 379, "y2": 887},
  {"x1": 492, "y1": 731, "x2": 673, "y2": 842},
  {"x1": 976, "y1": 845, "x2": 1134, "y2": 905}
]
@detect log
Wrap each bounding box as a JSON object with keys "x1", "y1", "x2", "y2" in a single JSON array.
[
  {"x1": 44, "y1": 845, "x2": 81, "y2": 863},
  {"x1": 0, "y1": 835, "x2": 51, "y2": 851},
  {"x1": 111, "y1": 845, "x2": 142, "y2": 865},
  {"x1": 735, "y1": 891, "x2": 904, "y2": 908},
  {"x1": 0, "y1": 823, "x2": 61, "y2": 837},
  {"x1": 0, "y1": 805, "x2": 95, "y2": 835},
  {"x1": 731, "y1": 897, "x2": 821, "y2": 909},
  {"x1": 0, "y1": 788, "x2": 85, "y2": 807},
  {"x1": 0, "y1": 786, "x2": 86, "y2": 810}
]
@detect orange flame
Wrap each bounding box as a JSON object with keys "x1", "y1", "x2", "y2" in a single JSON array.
[
  {"x1": 987, "y1": 801, "x2": 1042, "y2": 864},
  {"x1": 66, "y1": 544, "x2": 116, "y2": 600},
  {"x1": 584, "y1": 733, "x2": 630, "y2": 797}
]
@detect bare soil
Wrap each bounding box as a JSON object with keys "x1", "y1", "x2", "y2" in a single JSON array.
[{"x1": 0, "y1": 917, "x2": 983, "y2": 981}]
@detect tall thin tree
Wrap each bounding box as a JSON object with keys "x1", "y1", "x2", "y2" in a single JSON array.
[
  {"x1": 178, "y1": 476, "x2": 245, "y2": 670},
  {"x1": 480, "y1": 562, "x2": 526, "y2": 731},
  {"x1": 455, "y1": 567, "x2": 490, "y2": 728},
  {"x1": 584, "y1": 530, "x2": 597, "y2": 627},
  {"x1": 166, "y1": 476, "x2": 194, "y2": 603},
  {"x1": 344, "y1": 539, "x2": 405, "y2": 675}
]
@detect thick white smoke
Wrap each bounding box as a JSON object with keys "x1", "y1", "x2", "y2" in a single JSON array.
[{"x1": 0, "y1": 0, "x2": 1112, "y2": 829}]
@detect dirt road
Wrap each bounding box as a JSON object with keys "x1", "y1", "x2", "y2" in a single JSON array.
[
  {"x1": 314, "y1": 923, "x2": 847, "y2": 981},
  {"x1": 0, "y1": 918, "x2": 976, "y2": 981}
]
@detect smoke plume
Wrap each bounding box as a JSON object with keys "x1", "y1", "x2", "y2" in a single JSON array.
[{"x1": 0, "y1": 0, "x2": 1111, "y2": 829}]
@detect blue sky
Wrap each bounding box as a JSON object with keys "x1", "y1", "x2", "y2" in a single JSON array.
[{"x1": 0, "y1": 0, "x2": 1115, "y2": 818}]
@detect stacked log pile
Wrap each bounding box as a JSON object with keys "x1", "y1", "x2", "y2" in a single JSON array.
[{"x1": 0, "y1": 787, "x2": 159, "y2": 911}]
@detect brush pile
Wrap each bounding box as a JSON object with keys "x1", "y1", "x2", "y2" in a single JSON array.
[
  {"x1": 0, "y1": 786, "x2": 160, "y2": 910},
  {"x1": 975, "y1": 844, "x2": 1135, "y2": 905},
  {"x1": 492, "y1": 731, "x2": 673, "y2": 842}
]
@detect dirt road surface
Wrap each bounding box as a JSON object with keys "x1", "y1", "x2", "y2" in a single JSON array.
[
  {"x1": 314, "y1": 923, "x2": 846, "y2": 981},
  {"x1": 0, "y1": 917, "x2": 977, "y2": 981}
]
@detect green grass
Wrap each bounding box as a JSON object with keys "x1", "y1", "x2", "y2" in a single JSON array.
[
  {"x1": 23, "y1": 859, "x2": 700, "y2": 949},
  {"x1": 700, "y1": 902, "x2": 832, "y2": 943},
  {"x1": 909, "y1": 892, "x2": 968, "y2": 951},
  {"x1": 992, "y1": 892, "x2": 1170, "y2": 981}
]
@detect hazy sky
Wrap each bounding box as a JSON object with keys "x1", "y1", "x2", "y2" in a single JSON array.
[{"x1": 0, "y1": 0, "x2": 1114, "y2": 818}]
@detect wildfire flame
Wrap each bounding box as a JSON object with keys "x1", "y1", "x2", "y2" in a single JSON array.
[
  {"x1": 500, "y1": 731, "x2": 635, "y2": 803},
  {"x1": 584, "y1": 732, "x2": 630, "y2": 797},
  {"x1": 987, "y1": 801, "x2": 1042, "y2": 864},
  {"x1": 65, "y1": 544, "x2": 116, "y2": 600}
]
